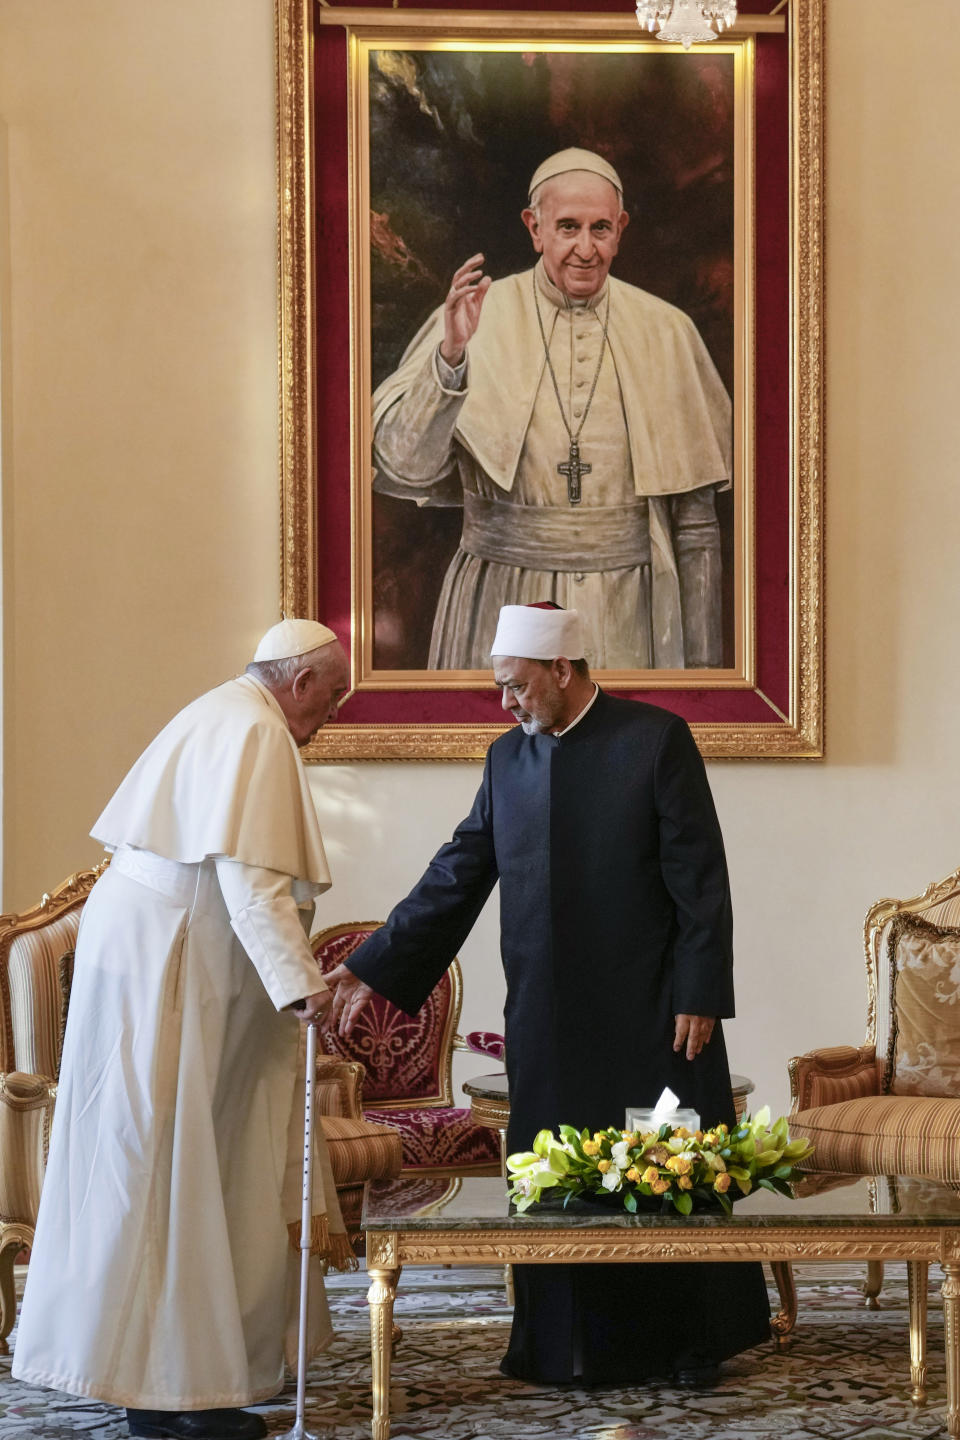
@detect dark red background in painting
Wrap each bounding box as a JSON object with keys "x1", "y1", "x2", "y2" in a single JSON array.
[{"x1": 312, "y1": 1, "x2": 789, "y2": 729}]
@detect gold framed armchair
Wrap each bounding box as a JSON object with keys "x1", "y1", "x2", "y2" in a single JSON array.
[
  {"x1": 788, "y1": 864, "x2": 960, "y2": 1399},
  {"x1": 789, "y1": 863, "x2": 960, "y2": 1180},
  {"x1": 312, "y1": 923, "x2": 502, "y2": 1178},
  {"x1": 0, "y1": 865, "x2": 105, "y2": 1353}
]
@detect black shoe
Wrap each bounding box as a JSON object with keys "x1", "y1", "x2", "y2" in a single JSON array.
[
  {"x1": 126, "y1": 1409, "x2": 267, "y2": 1440},
  {"x1": 673, "y1": 1354, "x2": 720, "y2": 1388}
]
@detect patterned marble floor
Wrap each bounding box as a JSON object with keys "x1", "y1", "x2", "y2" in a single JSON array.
[{"x1": 0, "y1": 1264, "x2": 949, "y2": 1439}]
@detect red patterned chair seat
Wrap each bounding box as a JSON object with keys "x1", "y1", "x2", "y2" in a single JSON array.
[
  {"x1": 312, "y1": 923, "x2": 504, "y2": 1177},
  {"x1": 363, "y1": 1103, "x2": 500, "y2": 1172}
]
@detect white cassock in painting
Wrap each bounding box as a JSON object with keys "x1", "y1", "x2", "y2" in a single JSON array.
[{"x1": 372, "y1": 148, "x2": 732, "y2": 672}]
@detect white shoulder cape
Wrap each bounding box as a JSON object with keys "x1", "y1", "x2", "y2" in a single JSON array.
[
  {"x1": 92, "y1": 674, "x2": 331, "y2": 889},
  {"x1": 373, "y1": 266, "x2": 732, "y2": 500}
]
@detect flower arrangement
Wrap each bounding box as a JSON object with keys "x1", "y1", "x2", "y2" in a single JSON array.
[{"x1": 506, "y1": 1107, "x2": 815, "y2": 1215}]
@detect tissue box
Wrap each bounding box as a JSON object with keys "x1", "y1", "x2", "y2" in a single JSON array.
[{"x1": 625, "y1": 1106, "x2": 700, "y2": 1133}]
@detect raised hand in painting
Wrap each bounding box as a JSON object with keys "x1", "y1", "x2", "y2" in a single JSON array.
[
  {"x1": 439, "y1": 253, "x2": 493, "y2": 367},
  {"x1": 325, "y1": 963, "x2": 376, "y2": 1037}
]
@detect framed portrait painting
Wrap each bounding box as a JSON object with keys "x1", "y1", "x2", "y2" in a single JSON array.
[{"x1": 277, "y1": 0, "x2": 824, "y2": 759}]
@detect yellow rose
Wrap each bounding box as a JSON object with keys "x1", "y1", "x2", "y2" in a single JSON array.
[
  {"x1": 582, "y1": 1140, "x2": 600, "y2": 1156},
  {"x1": 626, "y1": 1167, "x2": 640, "y2": 1182},
  {"x1": 641, "y1": 1166, "x2": 660, "y2": 1185},
  {"x1": 695, "y1": 1130, "x2": 705, "y2": 1144},
  {"x1": 651, "y1": 1178, "x2": 671, "y2": 1195},
  {"x1": 714, "y1": 1172, "x2": 732, "y2": 1193},
  {"x1": 597, "y1": 1159, "x2": 611, "y2": 1173},
  {"x1": 678, "y1": 1175, "x2": 693, "y2": 1190},
  {"x1": 665, "y1": 1154, "x2": 693, "y2": 1176},
  {"x1": 593, "y1": 1132, "x2": 606, "y2": 1145},
  {"x1": 674, "y1": 1126, "x2": 691, "y2": 1139},
  {"x1": 621, "y1": 1132, "x2": 637, "y2": 1146}
]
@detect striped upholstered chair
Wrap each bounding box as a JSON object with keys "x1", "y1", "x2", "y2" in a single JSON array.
[
  {"x1": 0, "y1": 870, "x2": 402, "y2": 1346},
  {"x1": 788, "y1": 863, "x2": 960, "y2": 1316}
]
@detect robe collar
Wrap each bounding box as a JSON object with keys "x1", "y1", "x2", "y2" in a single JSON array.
[
  {"x1": 535, "y1": 259, "x2": 609, "y2": 315},
  {"x1": 545, "y1": 687, "x2": 612, "y2": 748}
]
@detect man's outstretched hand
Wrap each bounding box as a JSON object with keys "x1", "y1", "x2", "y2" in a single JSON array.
[{"x1": 325, "y1": 963, "x2": 375, "y2": 1037}]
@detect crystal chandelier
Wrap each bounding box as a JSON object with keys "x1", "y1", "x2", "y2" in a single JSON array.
[{"x1": 636, "y1": 1, "x2": 738, "y2": 49}]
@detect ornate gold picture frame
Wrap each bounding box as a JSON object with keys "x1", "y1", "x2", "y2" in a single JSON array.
[{"x1": 277, "y1": 0, "x2": 824, "y2": 760}]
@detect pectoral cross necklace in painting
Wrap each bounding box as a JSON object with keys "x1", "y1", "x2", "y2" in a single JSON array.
[{"x1": 532, "y1": 271, "x2": 611, "y2": 507}]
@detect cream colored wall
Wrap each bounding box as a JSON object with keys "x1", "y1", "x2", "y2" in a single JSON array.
[
  {"x1": 0, "y1": 0, "x2": 282, "y2": 907},
  {"x1": 2, "y1": 0, "x2": 959, "y2": 1118}
]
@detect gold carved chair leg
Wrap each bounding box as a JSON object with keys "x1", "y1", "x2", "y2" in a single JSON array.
[
  {"x1": 863, "y1": 1259, "x2": 884, "y2": 1309},
  {"x1": 0, "y1": 1227, "x2": 29, "y2": 1356},
  {"x1": 769, "y1": 1262, "x2": 797, "y2": 1345},
  {"x1": 908, "y1": 1259, "x2": 929, "y2": 1407}
]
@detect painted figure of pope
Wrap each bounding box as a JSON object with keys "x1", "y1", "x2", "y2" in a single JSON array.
[{"x1": 373, "y1": 147, "x2": 732, "y2": 671}]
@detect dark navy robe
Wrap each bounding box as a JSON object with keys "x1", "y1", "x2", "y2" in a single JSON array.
[{"x1": 347, "y1": 691, "x2": 770, "y2": 1382}]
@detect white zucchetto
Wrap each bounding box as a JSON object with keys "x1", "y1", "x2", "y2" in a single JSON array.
[
  {"x1": 528, "y1": 147, "x2": 624, "y2": 202},
  {"x1": 253, "y1": 618, "x2": 337, "y2": 663},
  {"x1": 490, "y1": 604, "x2": 585, "y2": 661}
]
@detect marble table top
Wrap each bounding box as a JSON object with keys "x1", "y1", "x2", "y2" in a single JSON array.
[{"x1": 363, "y1": 1173, "x2": 960, "y2": 1232}]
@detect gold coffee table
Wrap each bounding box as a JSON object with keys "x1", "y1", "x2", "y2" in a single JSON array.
[{"x1": 362, "y1": 1172, "x2": 960, "y2": 1440}]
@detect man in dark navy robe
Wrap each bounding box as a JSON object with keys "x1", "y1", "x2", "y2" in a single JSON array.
[{"x1": 327, "y1": 602, "x2": 769, "y2": 1386}]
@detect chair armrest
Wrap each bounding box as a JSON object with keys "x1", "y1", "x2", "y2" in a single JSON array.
[
  {"x1": 0, "y1": 1072, "x2": 57, "y2": 1228},
  {"x1": 787, "y1": 1044, "x2": 882, "y2": 1112},
  {"x1": 314, "y1": 1056, "x2": 366, "y2": 1120},
  {"x1": 453, "y1": 1030, "x2": 506, "y2": 1062}
]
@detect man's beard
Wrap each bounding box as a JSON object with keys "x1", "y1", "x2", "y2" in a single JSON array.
[{"x1": 520, "y1": 715, "x2": 556, "y2": 736}]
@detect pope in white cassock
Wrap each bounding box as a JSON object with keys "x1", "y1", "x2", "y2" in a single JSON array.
[
  {"x1": 373, "y1": 147, "x2": 732, "y2": 671},
  {"x1": 13, "y1": 619, "x2": 351, "y2": 1440}
]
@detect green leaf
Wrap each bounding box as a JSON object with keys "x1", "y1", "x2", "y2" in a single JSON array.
[
  {"x1": 674, "y1": 1190, "x2": 693, "y2": 1215},
  {"x1": 623, "y1": 1191, "x2": 638, "y2": 1213},
  {"x1": 545, "y1": 1145, "x2": 571, "y2": 1175},
  {"x1": 773, "y1": 1164, "x2": 794, "y2": 1179},
  {"x1": 559, "y1": 1125, "x2": 582, "y2": 1147}
]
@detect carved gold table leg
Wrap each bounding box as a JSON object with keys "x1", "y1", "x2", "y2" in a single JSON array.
[
  {"x1": 368, "y1": 1265, "x2": 401, "y2": 1440},
  {"x1": 769, "y1": 1261, "x2": 797, "y2": 1347},
  {"x1": 863, "y1": 1259, "x2": 883, "y2": 1309},
  {"x1": 907, "y1": 1259, "x2": 928, "y2": 1406},
  {"x1": 943, "y1": 1261, "x2": 960, "y2": 1438}
]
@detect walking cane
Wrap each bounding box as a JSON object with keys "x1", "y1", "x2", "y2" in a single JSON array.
[{"x1": 279, "y1": 1018, "x2": 321, "y2": 1440}]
